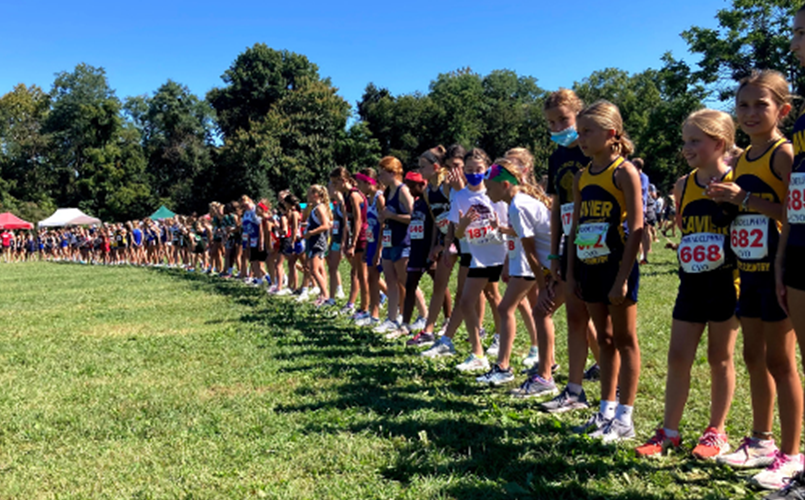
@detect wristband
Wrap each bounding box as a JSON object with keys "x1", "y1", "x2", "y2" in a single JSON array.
[
  {"x1": 547, "y1": 254, "x2": 561, "y2": 261},
  {"x1": 741, "y1": 191, "x2": 752, "y2": 210}
]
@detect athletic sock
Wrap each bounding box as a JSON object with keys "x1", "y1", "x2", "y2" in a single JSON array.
[
  {"x1": 663, "y1": 428, "x2": 679, "y2": 439},
  {"x1": 600, "y1": 400, "x2": 617, "y2": 420},
  {"x1": 567, "y1": 383, "x2": 583, "y2": 395},
  {"x1": 615, "y1": 404, "x2": 633, "y2": 426}
]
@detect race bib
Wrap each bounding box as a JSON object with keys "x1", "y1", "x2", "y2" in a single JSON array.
[
  {"x1": 435, "y1": 212, "x2": 451, "y2": 235},
  {"x1": 730, "y1": 214, "x2": 768, "y2": 260},
  {"x1": 507, "y1": 237, "x2": 516, "y2": 253},
  {"x1": 678, "y1": 233, "x2": 725, "y2": 273},
  {"x1": 465, "y1": 220, "x2": 497, "y2": 246},
  {"x1": 332, "y1": 220, "x2": 340, "y2": 235},
  {"x1": 409, "y1": 220, "x2": 425, "y2": 240},
  {"x1": 575, "y1": 222, "x2": 610, "y2": 260},
  {"x1": 382, "y1": 229, "x2": 392, "y2": 248},
  {"x1": 250, "y1": 236, "x2": 258, "y2": 247},
  {"x1": 788, "y1": 172, "x2": 805, "y2": 224},
  {"x1": 561, "y1": 203, "x2": 574, "y2": 236}
]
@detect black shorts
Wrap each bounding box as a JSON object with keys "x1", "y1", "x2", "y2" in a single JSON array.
[
  {"x1": 511, "y1": 275, "x2": 536, "y2": 281},
  {"x1": 673, "y1": 268, "x2": 737, "y2": 323},
  {"x1": 467, "y1": 265, "x2": 504, "y2": 282},
  {"x1": 249, "y1": 248, "x2": 267, "y2": 262},
  {"x1": 459, "y1": 252, "x2": 472, "y2": 268},
  {"x1": 784, "y1": 246, "x2": 805, "y2": 292},
  {"x1": 737, "y1": 275, "x2": 787, "y2": 322},
  {"x1": 579, "y1": 258, "x2": 640, "y2": 304}
]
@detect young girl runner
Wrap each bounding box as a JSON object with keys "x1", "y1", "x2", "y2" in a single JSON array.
[
  {"x1": 330, "y1": 167, "x2": 369, "y2": 314},
  {"x1": 324, "y1": 181, "x2": 346, "y2": 305},
  {"x1": 479, "y1": 159, "x2": 553, "y2": 389},
  {"x1": 538, "y1": 89, "x2": 602, "y2": 414},
  {"x1": 375, "y1": 156, "x2": 413, "y2": 333},
  {"x1": 407, "y1": 145, "x2": 465, "y2": 347},
  {"x1": 567, "y1": 100, "x2": 643, "y2": 443},
  {"x1": 305, "y1": 184, "x2": 332, "y2": 306},
  {"x1": 355, "y1": 168, "x2": 388, "y2": 327},
  {"x1": 635, "y1": 109, "x2": 740, "y2": 460},
  {"x1": 423, "y1": 148, "x2": 507, "y2": 372},
  {"x1": 708, "y1": 71, "x2": 802, "y2": 491}
]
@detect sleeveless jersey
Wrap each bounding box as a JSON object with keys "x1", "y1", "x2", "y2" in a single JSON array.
[
  {"x1": 548, "y1": 144, "x2": 588, "y2": 236},
  {"x1": 426, "y1": 183, "x2": 451, "y2": 235},
  {"x1": 576, "y1": 156, "x2": 628, "y2": 265},
  {"x1": 366, "y1": 191, "x2": 381, "y2": 245},
  {"x1": 346, "y1": 187, "x2": 368, "y2": 243},
  {"x1": 385, "y1": 184, "x2": 411, "y2": 247},
  {"x1": 788, "y1": 108, "x2": 805, "y2": 246},
  {"x1": 331, "y1": 199, "x2": 344, "y2": 243},
  {"x1": 732, "y1": 138, "x2": 788, "y2": 283},
  {"x1": 678, "y1": 168, "x2": 736, "y2": 274},
  {"x1": 306, "y1": 204, "x2": 328, "y2": 253}
]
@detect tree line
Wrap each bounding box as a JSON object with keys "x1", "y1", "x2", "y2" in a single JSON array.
[{"x1": 1, "y1": 0, "x2": 802, "y2": 223}]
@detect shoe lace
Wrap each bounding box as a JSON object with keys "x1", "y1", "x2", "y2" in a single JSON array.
[
  {"x1": 698, "y1": 429, "x2": 724, "y2": 448},
  {"x1": 646, "y1": 429, "x2": 667, "y2": 446},
  {"x1": 767, "y1": 452, "x2": 788, "y2": 473}
]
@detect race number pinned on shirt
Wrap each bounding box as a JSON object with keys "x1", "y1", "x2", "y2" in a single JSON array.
[
  {"x1": 409, "y1": 220, "x2": 425, "y2": 240},
  {"x1": 435, "y1": 212, "x2": 451, "y2": 235},
  {"x1": 507, "y1": 237, "x2": 516, "y2": 253},
  {"x1": 382, "y1": 229, "x2": 392, "y2": 248},
  {"x1": 561, "y1": 203, "x2": 574, "y2": 236},
  {"x1": 465, "y1": 219, "x2": 497, "y2": 246},
  {"x1": 332, "y1": 220, "x2": 340, "y2": 235},
  {"x1": 678, "y1": 233, "x2": 725, "y2": 273},
  {"x1": 730, "y1": 214, "x2": 768, "y2": 260},
  {"x1": 575, "y1": 222, "x2": 610, "y2": 260},
  {"x1": 788, "y1": 172, "x2": 805, "y2": 224}
]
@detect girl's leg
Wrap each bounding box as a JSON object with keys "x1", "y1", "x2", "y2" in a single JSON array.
[
  {"x1": 496, "y1": 278, "x2": 534, "y2": 369},
  {"x1": 354, "y1": 253, "x2": 368, "y2": 311},
  {"x1": 394, "y1": 258, "x2": 409, "y2": 321},
  {"x1": 587, "y1": 302, "x2": 619, "y2": 405},
  {"x1": 533, "y1": 291, "x2": 557, "y2": 382},
  {"x1": 427, "y1": 268, "x2": 452, "y2": 320},
  {"x1": 460, "y1": 276, "x2": 491, "y2": 357},
  {"x1": 706, "y1": 318, "x2": 739, "y2": 430},
  {"x1": 348, "y1": 258, "x2": 359, "y2": 305},
  {"x1": 441, "y1": 265, "x2": 469, "y2": 340},
  {"x1": 763, "y1": 319, "x2": 801, "y2": 455},
  {"x1": 742, "y1": 318, "x2": 775, "y2": 438},
  {"x1": 424, "y1": 255, "x2": 457, "y2": 333},
  {"x1": 403, "y1": 270, "x2": 425, "y2": 325},
  {"x1": 384, "y1": 259, "x2": 400, "y2": 322},
  {"x1": 328, "y1": 250, "x2": 341, "y2": 299},
  {"x1": 313, "y1": 255, "x2": 329, "y2": 299},
  {"x1": 368, "y1": 267, "x2": 381, "y2": 319},
  {"x1": 609, "y1": 301, "x2": 640, "y2": 407},
  {"x1": 662, "y1": 320, "x2": 707, "y2": 431}
]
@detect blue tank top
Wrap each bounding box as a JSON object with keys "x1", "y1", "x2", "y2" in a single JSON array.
[
  {"x1": 386, "y1": 184, "x2": 411, "y2": 247},
  {"x1": 789, "y1": 109, "x2": 805, "y2": 246},
  {"x1": 367, "y1": 192, "x2": 380, "y2": 245}
]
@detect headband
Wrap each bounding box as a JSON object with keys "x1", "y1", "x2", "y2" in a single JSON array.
[
  {"x1": 485, "y1": 164, "x2": 520, "y2": 185},
  {"x1": 355, "y1": 173, "x2": 377, "y2": 185}
]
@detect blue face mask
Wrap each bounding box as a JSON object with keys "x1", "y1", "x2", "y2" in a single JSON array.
[
  {"x1": 550, "y1": 126, "x2": 579, "y2": 147},
  {"x1": 465, "y1": 171, "x2": 485, "y2": 187}
]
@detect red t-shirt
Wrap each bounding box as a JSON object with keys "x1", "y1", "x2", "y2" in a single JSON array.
[{"x1": 1, "y1": 232, "x2": 11, "y2": 247}]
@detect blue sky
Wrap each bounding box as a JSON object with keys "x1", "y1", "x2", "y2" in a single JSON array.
[{"x1": 0, "y1": 0, "x2": 730, "y2": 113}]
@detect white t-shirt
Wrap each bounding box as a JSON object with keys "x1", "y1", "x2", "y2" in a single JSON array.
[
  {"x1": 448, "y1": 186, "x2": 508, "y2": 268},
  {"x1": 508, "y1": 192, "x2": 551, "y2": 277}
]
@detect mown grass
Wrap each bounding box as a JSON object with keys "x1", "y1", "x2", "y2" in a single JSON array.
[{"x1": 0, "y1": 241, "x2": 778, "y2": 499}]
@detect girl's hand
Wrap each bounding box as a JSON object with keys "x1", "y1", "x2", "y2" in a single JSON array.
[
  {"x1": 608, "y1": 278, "x2": 628, "y2": 306},
  {"x1": 550, "y1": 259, "x2": 562, "y2": 281},
  {"x1": 501, "y1": 265, "x2": 510, "y2": 283},
  {"x1": 706, "y1": 182, "x2": 744, "y2": 206},
  {"x1": 441, "y1": 245, "x2": 453, "y2": 266},
  {"x1": 458, "y1": 208, "x2": 478, "y2": 228},
  {"x1": 345, "y1": 245, "x2": 354, "y2": 258},
  {"x1": 536, "y1": 285, "x2": 556, "y2": 315},
  {"x1": 428, "y1": 244, "x2": 444, "y2": 264}
]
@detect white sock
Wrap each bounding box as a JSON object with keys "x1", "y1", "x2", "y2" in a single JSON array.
[
  {"x1": 785, "y1": 453, "x2": 803, "y2": 462},
  {"x1": 663, "y1": 428, "x2": 679, "y2": 439},
  {"x1": 615, "y1": 404, "x2": 634, "y2": 425},
  {"x1": 600, "y1": 400, "x2": 617, "y2": 420},
  {"x1": 567, "y1": 383, "x2": 583, "y2": 395}
]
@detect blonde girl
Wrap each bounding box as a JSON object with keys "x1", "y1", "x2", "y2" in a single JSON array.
[{"x1": 305, "y1": 184, "x2": 332, "y2": 306}]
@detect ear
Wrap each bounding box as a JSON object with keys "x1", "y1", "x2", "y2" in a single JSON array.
[{"x1": 781, "y1": 102, "x2": 793, "y2": 119}]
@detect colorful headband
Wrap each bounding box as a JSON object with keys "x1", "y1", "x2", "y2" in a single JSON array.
[
  {"x1": 485, "y1": 164, "x2": 520, "y2": 185},
  {"x1": 257, "y1": 202, "x2": 268, "y2": 212},
  {"x1": 355, "y1": 173, "x2": 377, "y2": 185}
]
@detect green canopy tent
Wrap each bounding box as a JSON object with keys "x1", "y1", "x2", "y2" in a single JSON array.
[{"x1": 149, "y1": 205, "x2": 176, "y2": 220}]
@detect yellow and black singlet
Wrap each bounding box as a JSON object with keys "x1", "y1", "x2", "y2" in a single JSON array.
[
  {"x1": 576, "y1": 156, "x2": 627, "y2": 266},
  {"x1": 731, "y1": 138, "x2": 788, "y2": 284}
]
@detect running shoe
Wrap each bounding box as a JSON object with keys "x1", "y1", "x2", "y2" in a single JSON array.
[
  {"x1": 717, "y1": 437, "x2": 778, "y2": 469},
  {"x1": 583, "y1": 363, "x2": 601, "y2": 381},
  {"x1": 486, "y1": 334, "x2": 501, "y2": 358},
  {"x1": 421, "y1": 337, "x2": 456, "y2": 358},
  {"x1": 540, "y1": 387, "x2": 590, "y2": 414},
  {"x1": 465, "y1": 327, "x2": 488, "y2": 343},
  {"x1": 296, "y1": 289, "x2": 312, "y2": 302},
  {"x1": 635, "y1": 428, "x2": 682, "y2": 458},
  {"x1": 522, "y1": 362, "x2": 560, "y2": 375},
  {"x1": 436, "y1": 320, "x2": 448, "y2": 337},
  {"x1": 339, "y1": 303, "x2": 355, "y2": 316},
  {"x1": 592, "y1": 418, "x2": 636, "y2": 444},
  {"x1": 335, "y1": 286, "x2": 346, "y2": 300},
  {"x1": 313, "y1": 297, "x2": 326, "y2": 307},
  {"x1": 456, "y1": 353, "x2": 490, "y2": 373},
  {"x1": 573, "y1": 412, "x2": 611, "y2": 435},
  {"x1": 373, "y1": 319, "x2": 400, "y2": 334},
  {"x1": 411, "y1": 316, "x2": 426, "y2": 331},
  {"x1": 753, "y1": 452, "x2": 805, "y2": 491},
  {"x1": 351, "y1": 310, "x2": 368, "y2": 322},
  {"x1": 522, "y1": 347, "x2": 539, "y2": 369},
  {"x1": 691, "y1": 427, "x2": 730, "y2": 460},
  {"x1": 385, "y1": 324, "x2": 410, "y2": 340},
  {"x1": 380, "y1": 292, "x2": 387, "y2": 306},
  {"x1": 321, "y1": 298, "x2": 337, "y2": 308},
  {"x1": 764, "y1": 472, "x2": 805, "y2": 499},
  {"x1": 510, "y1": 374, "x2": 558, "y2": 399},
  {"x1": 267, "y1": 285, "x2": 278, "y2": 294},
  {"x1": 406, "y1": 331, "x2": 435, "y2": 347},
  {"x1": 275, "y1": 288, "x2": 293, "y2": 296},
  {"x1": 476, "y1": 364, "x2": 515, "y2": 386}
]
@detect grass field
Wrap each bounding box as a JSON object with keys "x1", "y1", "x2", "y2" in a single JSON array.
[{"x1": 0, "y1": 241, "x2": 779, "y2": 499}]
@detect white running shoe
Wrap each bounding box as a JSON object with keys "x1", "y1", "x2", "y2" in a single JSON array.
[
  {"x1": 476, "y1": 364, "x2": 515, "y2": 386},
  {"x1": 592, "y1": 418, "x2": 636, "y2": 444},
  {"x1": 421, "y1": 337, "x2": 456, "y2": 358},
  {"x1": 385, "y1": 324, "x2": 410, "y2": 340},
  {"x1": 717, "y1": 437, "x2": 778, "y2": 469},
  {"x1": 411, "y1": 316, "x2": 426, "y2": 331},
  {"x1": 275, "y1": 288, "x2": 293, "y2": 296},
  {"x1": 751, "y1": 452, "x2": 805, "y2": 490},
  {"x1": 373, "y1": 319, "x2": 400, "y2": 334},
  {"x1": 335, "y1": 286, "x2": 346, "y2": 300},
  {"x1": 486, "y1": 334, "x2": 500, "y2": 358},
  {"x1": 456, "y1": 353, "x2": 491, "y2": 373},
  {"x1": 522, "y1": 347, "x2": 540, "y2": 368}
]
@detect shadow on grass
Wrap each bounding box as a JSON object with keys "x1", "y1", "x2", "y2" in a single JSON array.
[{"x1": 149, "y1": 268, "x2": 734, "y2": 500}]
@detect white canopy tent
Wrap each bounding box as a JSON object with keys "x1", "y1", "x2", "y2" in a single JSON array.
[{"x1": 38, "y1": 208, "x2": 101, "y2": 228}]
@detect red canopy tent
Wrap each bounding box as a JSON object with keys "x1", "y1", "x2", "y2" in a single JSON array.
[{"x1": 0, "y1": 212, "x2": 34, "y2": 230}]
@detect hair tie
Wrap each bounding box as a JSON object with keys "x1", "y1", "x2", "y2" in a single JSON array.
[{"x1": 355, "y1": 173, "x2": 377, "y2": 185}]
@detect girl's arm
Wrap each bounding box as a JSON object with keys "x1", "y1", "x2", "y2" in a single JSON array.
[
  {"x1": 565, "y1": 171, "x2": 584, "y2": 298},
  {"x1": 290, "y1": 213, "x2": 300, "y2": 242},
  {"x1": 549, "y1": 194, "x2": 562, "y2": 273},
  {"x1": 349, "y1": 191, "x2": 362, "y2": 248},
  {"x1": 612, "y1": 163, "x2": 645, "y2": 304},
  {"x1": 673, "y1": 176, "x2": 685, "y2": 232}
]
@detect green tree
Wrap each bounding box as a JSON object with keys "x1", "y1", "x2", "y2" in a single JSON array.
[{"x1": 682, "y1": 0, "x2": 804, "y2": 100}]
